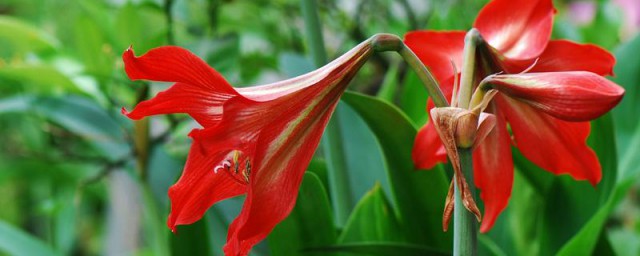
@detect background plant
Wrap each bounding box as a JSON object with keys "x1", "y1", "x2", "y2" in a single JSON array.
[{"x1": 0, "y1": 0, "x2": 639, "y2": 255}]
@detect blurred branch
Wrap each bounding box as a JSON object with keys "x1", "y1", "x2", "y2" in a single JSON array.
[{"x1": 78, "y1": 158, "x2": 129, "y2": 189}]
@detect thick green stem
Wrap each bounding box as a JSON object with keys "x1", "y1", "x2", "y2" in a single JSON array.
[
  {"x1": 301, "y1": 0, "x2": 328, "y2": 66},
  {"x1": 301, "y1": 0, "x2": 352, "y2": 226},
  {"x1": 457, "y1": 29, "x2": 480, "y2": 109},
  {"x1": 454, "y1": 148, "x2": 477, "y2": 256}
]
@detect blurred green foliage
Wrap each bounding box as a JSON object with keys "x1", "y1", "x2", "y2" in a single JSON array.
[{"x1": 0, "y1": 0, "x2": 639, "y2": 255}]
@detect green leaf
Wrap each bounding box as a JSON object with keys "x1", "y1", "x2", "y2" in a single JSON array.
[
  {"x1": 579, "y1": 1, "x2": 622, "y2": 50},
  {"x1": 342, "y1": 91, "x2": 451, "y2": 251},
  {"x1": 612, "y1": 34, "x2": 640, "y2": 151},
  {"x1": 73, "y1": 15, "x2": 114, "y2": 78},
  {"x1": 306, "y1": 242, "x2": 450, "y2": 256},
  {"x1": 556, "y1": 123, "x2": 640, "y2": 255},
  {"x1": 147, "y1": 146, "x2": 182, "y2": 208},
  {"x1": 0, "y1": 65, "x2": 82, "y2": 93},
  {"x1": 198, "y1": 34, "x2": 242, "y2": 79},
  {"x1": 206, "y1": 207, "x2": 233, "y2": 256},
  {"x1": 478, "y1": 234, "x2": 508, "y2": 256},
  {"x1": 399, "y1": 72, "x2": 428, "y2": 127},
  {"x1": 337, "y1": 102, "x2": 391, "y2": 210},
  {"x1": 0, "y1": 16, "x2": 58, "y2": 57},
  {"x1": 497, "y1": 169, "x2": 541, "y2": 256},
  {"x1": 555, "y1": 179, "x2": 630, "y2": 255},
  {"x1": 339, "y1": 183, "x2": 403, "y2": 243},
  {"x1": 115, "y1": 3, "x2": 165, "y2": 54},
  {"x1": 376, "y1": 61, "x2": 400, "y2": 102},
  {"x1": 0, "y1": 219, "x2": 60, "y2": 256},
  {"x1": 269, "y1": 172, "x2": 337, "y2": 256},
  {"x1": 307, "y1": 158, "x2": 329, "y2": 192},
  {"x1": 279, "y1": 52, "x2": 314, "y2": 77},
  {"x1": 608, "y1": 228, "x2": 640, "y2": 256},
  {"x1": 53, "y1": 190, "x2": 76, "y2": 255},
  {"x1": 140, "y1": 183, "x2": 171, "y2": 256},
  {"x1": 587, "y1": 113, "x2": 617, "y2": 203},
  {"x1": 0, "y1": 95, "x2": 129, "y2": 160},
  {"x1": 171, "y1": 218, "x2": 213, "y2": 256},
  {"x1": 509, "y1": 113, "x2": 618, "y2": 255}
]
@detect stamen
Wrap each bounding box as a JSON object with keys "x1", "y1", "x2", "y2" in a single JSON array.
[
  {"x1": 212, "y1": 150, "x2": 253, "y2": 185},
  {"x1": 233, "y1": 150, "x2": 240, "y2": 174},
  {"x1": 243, "y1": 160, "x2": 251, "y2": 183}
]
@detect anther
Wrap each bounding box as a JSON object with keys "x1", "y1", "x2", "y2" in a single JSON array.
[
  {"x1": 243, "y1": 160, "x2": 251, "y2": 183},
  {"x1": 233, "y1": 151, "x2": 240, "y2": 174}
]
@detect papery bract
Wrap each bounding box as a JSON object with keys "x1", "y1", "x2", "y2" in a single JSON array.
[{"x1": 122, "y1": 41, "x2": 372, "y2": 255}]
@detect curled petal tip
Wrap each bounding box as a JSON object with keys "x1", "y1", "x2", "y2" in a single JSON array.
[
  {"x1": 120, "y1": 107, "x2": 135, "y2": 119},
  {"x1": 120, "y1": 107, "x2": 144, "y2": 120},
  {"x1": 187, "y1": 128, "x2": 205, "y2": 139}
]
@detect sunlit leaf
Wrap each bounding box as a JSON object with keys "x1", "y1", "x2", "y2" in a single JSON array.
[
  {"x1": 0, "y1": 65, "x2": 82, "y2": 93},
  {"x1": 339, "y1": 183, "x2": 403, "y2": 243},
  {"x1": 269, "y1": 172, "x2": 336, "y2": 256},
  {"x1": 0, "y1": 16, "x2": 58, "y2": 57}
]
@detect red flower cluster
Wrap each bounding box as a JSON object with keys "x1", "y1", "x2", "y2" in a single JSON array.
[{"x1": 406, "y1": 0, "x2": 624, "y2": 232}]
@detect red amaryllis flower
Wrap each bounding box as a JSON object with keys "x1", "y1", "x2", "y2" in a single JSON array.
[
  {"x1": 405, "y1": 0, "x2": 624, "y2": 232},
  {"x1": 122, "y1": 41, "x2": 372, "y2": 255}
]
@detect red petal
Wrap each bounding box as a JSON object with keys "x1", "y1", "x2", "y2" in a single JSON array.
[
  {"x1": 123, "y1": 46, "x2": 236, "y2": 94},
  {"x1": 473, "y1": 112, "x2": 497, "y2": 150},
  {"x1": 473, "y1": 103, "x2": 513, "y2": 232},
  {"x1": 122, "y1": 82, "x2": 233, "y2": 127},
  {"x1": 487, "y1": 71, "x2": 624, "y2": 121},
  {"x1": 499, "y1": 97, "x2": 602, "y2": 185},
  {"x1": 412, "y1": 121, "x2": 448, "y2": 169},
  {"x1": 167, "y1": 133, "x2": 248, "y2": 232},
  {"x1": 224, "y1": 87, "x2": 343, "y2": 256},
  {"x1": 530, "y1": 40, "x2": 616, "y2": 76},
  {"x1": 475, "y1": 0, "x2": 555, "y2": 60},
  {"x1": 404, "y1": 31, "x2": 466, "y2": 85}
]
